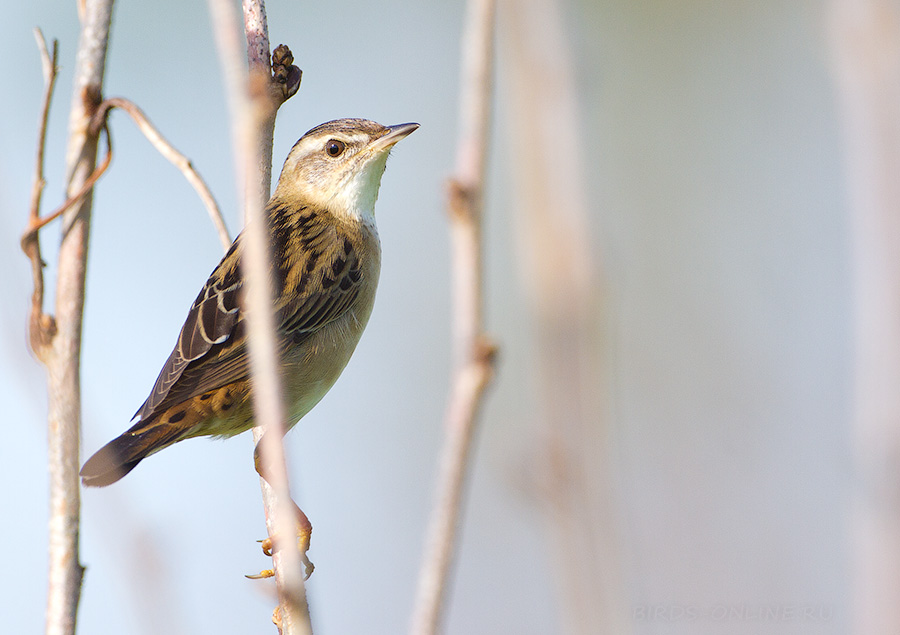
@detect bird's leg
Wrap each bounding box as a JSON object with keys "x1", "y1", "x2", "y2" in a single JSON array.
[{"x1": 247, "y1": 438, "x2": 315, "y2": 580}]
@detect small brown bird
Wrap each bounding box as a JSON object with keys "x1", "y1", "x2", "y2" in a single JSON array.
[{"x1": 81, "y1": 118, "x2": 418, "y2": 487}]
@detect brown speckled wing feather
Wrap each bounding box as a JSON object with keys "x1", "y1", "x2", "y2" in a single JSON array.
[
  {"x1": 133, "y1": 206, "x2": 365, "y2": 422},
  {"x1": 133, "y1": 239, "x2": 242, "y2": 421}
]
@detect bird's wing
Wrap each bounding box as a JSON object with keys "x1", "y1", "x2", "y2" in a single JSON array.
[
  {"x1": 133, "y1": 238, "x2": 243, "y2": 421},
  {"x1": 133, "y1": 213, "x2": 366, "y2": 422}
]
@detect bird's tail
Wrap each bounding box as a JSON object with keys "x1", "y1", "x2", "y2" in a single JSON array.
[{"x1": 80, "y1": 417, "x2": 185, "y2": 487}]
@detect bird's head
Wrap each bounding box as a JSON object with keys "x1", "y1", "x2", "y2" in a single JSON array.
[{"x1": 274, "y1": 118, "x2": 419, "y2": 223}]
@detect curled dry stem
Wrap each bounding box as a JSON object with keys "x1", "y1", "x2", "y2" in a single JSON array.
[
  {"x1": 24, "y1": 31, "x2": 231, "y2": 353},
  {"x1": 90, "y1": 97, "x2": 232, "y2": 250},
  {"x1": 22, "y1": 127, "x2": 112, "y2": 246},
  {"x1": 24, "y1": 93, "x2": 231, "y2": 256}
]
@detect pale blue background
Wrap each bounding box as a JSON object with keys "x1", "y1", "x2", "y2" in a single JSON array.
[{"x1": 2, "y1": 1, "x2": 850, "y2": 634}]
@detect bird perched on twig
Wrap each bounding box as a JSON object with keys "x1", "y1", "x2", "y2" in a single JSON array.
[{"x1": 81, "y1": 118, "x2": 418, "y2": 488}]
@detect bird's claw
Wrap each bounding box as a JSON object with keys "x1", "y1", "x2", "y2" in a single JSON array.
[
  {"x1": 248, "y1": 523, "x2": 315, "y2": 580},
  {"x1": 245, "y1": 568, "x2": 275, "y2": 580},
  {"x1": 302, "y1": 555, "x2": 314, "y2": 580}
]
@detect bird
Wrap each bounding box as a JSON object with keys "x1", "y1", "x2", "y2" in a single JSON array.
[{"x1": 80, "y1": 118, "x2": 418, "y2": 489}]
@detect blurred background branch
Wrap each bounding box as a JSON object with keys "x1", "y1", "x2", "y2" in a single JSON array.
[
  {"x1": 829, "y1": 0, "x2": 900, "y2": 632},
  {"x1": 411, "y1": 0, "x2": 497, "y2": 633},
  {"x1": 498, "y1": 0, "x2": 629, "y2": 632}
]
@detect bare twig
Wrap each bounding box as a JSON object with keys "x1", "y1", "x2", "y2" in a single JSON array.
[
  {"x1": 829, "y1": 1, "x2": 900, "y2": 633},
  {"x1": 25, "y1": 96, "x2": 229, "y2": 252},
  {"x1": 29, "y1": 1, "x2": 117, "y2": 633},
  {"x1": 411, "y1": 0, "x2": 497, "y2": 633},
  {"x1": 23, "y1": 127, "x2": 112, "y2": 244},
  {"x1": 91, "y1": 97, "x2": 231, "y2": 250},
  {"x1": 206, "y1": 0, "x2": 308, "y2": 632},
  {"x1": 24, "y1": 29, "x2": 59, "y2": 360}
]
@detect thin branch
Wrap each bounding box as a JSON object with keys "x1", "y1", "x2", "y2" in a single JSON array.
[
  {"x1": 37, "y1": 0, "x2": 116, "y2": 633},
  {"x1": 242, "y1": 0, "x2": 270, "y2": 78},
  {"x1": 25, "y1": 95, "x2": 229, "y2": 251},
  {"x1": 28, "y1": 29, "x2": 57, "y2": 227},
  {"x1": 24, "y1": 29, "x2": 59, "y2": 360},
  {"x1": 91, "y1": 97, "x2": 231, "y2": 250},
  {"x1": 23, "y1": 126, "x2": 112, "y2": 243},
  {"x1": 411, "y1": 0, "x2": 497, "y2": 633},
  {"x1": 206, "y1": 0, "x2": 308, "y2": 632}
]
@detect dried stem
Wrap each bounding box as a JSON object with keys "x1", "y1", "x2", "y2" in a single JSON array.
[
  {"x1": 91, "y1": 97, "x2": 231, "y2": 250},
  {"x1": 30, "y1": 1, "x2": 117, "y2": 633},
  {"x1": 23, "y1": 127, "x2": 112, "y2": 245},
  {"x1": 410, "y1": 0, "x2": 497, "y2": 633},
  {"x1": 26, "y1": 96, "x2": 229, "y2": 252},
  {"x1": 206, "y1": 0, "x2": 308, "y2": 632},
  {"x1": 24, "y1": 29, "x2": 59, "y2": 359}
]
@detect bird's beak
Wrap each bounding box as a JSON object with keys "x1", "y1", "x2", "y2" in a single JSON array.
[{"x1": 371, "y1": 122, "x2": 420, "y2": 153}]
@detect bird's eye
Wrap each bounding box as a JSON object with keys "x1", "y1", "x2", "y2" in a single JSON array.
[{"x1": 325, "y1": 140, "x2": 346, "y2": 157}]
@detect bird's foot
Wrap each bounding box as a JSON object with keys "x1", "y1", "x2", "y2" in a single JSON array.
[{"x1": 246, "y1": 505, "x2": 314, "y2": 580}]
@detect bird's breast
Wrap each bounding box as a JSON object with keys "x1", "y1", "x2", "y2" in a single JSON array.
[{"x1": 282, "y1": 229, "x2": 381, "y2": 426}]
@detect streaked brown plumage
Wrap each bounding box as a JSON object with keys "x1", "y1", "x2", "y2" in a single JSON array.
[{"x1": 81, "y1": 118, "x2": 418, "y2": 487}]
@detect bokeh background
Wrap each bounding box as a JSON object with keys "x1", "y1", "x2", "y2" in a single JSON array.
[{"x1": 0, "y1": 0, "x2": 877, "y2": 633}]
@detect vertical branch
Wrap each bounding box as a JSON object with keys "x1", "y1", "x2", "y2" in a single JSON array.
[
  {"x1": 829, "y1": 1, "x2": 900, "y2": 633},
  {"x1": 241, "y1": 0, "x2": 300, "y2": 201},
  {"x1": 206, "y1": 0, "x2": 307, "y2": 632},
  {"x1": 499, "y1": 1, "x2": 629, "y2": 632},
  {"x1": 411, "y1": 0, "x2": 497, "y2": 633},
  {"x1": 41, "y1": 1, "x2": 115, "y2": 634},
  {"x1": 241, "y1": 0, "x2": 276, "y2": 198}
]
